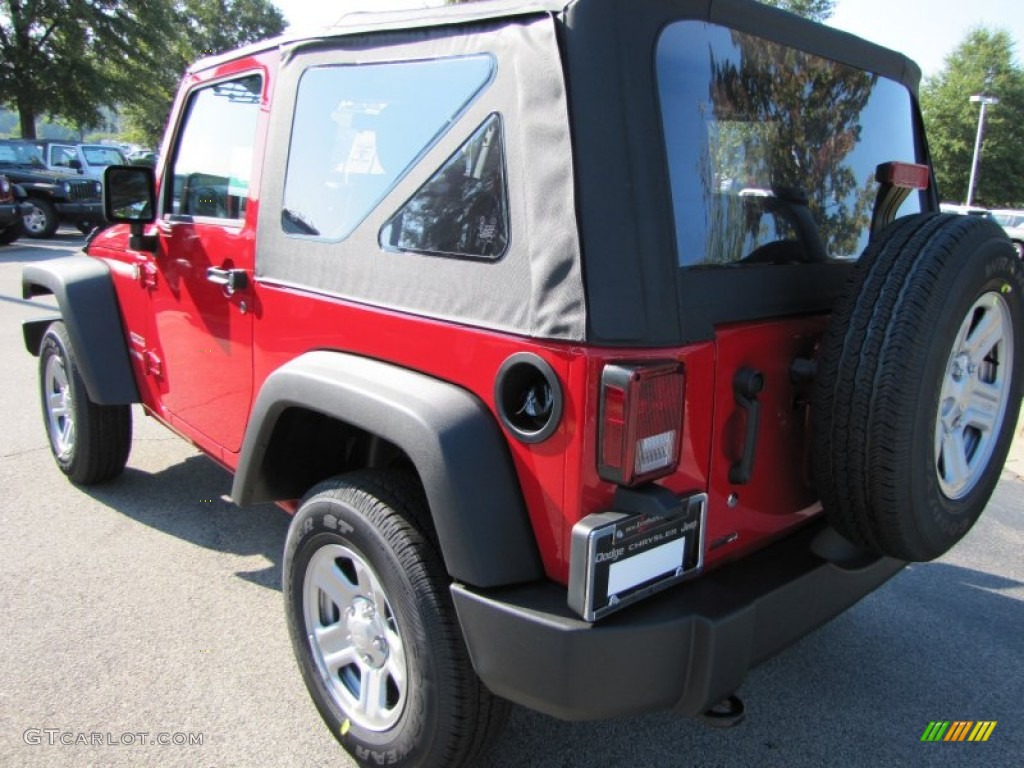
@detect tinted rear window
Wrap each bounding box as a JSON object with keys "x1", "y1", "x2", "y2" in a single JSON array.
[{"x1": 657, "y1": 21, "x2": 921, "y2": 267}]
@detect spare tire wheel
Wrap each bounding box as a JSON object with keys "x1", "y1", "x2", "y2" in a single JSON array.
[{"x1": 813, "y1": 213, "x2": 1024, "y2": 561}]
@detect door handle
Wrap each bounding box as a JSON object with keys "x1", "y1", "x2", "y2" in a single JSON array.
[
  {"x1": 206, "y1": 267, "x2": 249, "y2": 295},
  {"x1": 729, "y1": 367, "x2": 765, "y2": 485}
]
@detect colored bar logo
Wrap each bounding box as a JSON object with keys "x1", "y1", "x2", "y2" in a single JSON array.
[{"x1": 921, "y1": 721, "x2": 997, "y2": 742}]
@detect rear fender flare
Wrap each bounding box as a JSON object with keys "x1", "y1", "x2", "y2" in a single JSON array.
[{"x1": 233, "y1": 351, "x2": 544, "y2": 588}]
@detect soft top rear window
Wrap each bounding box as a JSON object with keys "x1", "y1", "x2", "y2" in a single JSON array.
[{"x1": 657, "y1": 21, "x2": 921, "y2": 268}]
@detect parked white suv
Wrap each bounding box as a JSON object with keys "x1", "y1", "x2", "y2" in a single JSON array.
[
  {"x1": 939, "y1": 202, "x2": 995, "y2": 218},
  {"x1": 991, "y1": 209, "x2": 1024, "y2": 257},
  {"x1": 37, "y1": 141, "x2": 128, "y2": 180}
]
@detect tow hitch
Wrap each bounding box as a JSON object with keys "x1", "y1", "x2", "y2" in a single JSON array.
[{"x1": 700, "y1": 694, "x2": 746, "y2": 728}]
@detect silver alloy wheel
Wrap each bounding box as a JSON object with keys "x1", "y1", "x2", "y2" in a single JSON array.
[
  {"x1": 934, "y1": 291, "x2": 1014, "y2": 499},
  {"x1": 303, "y1": 542, "x2": 408, "y2": 732},
  {"x1": 23, "y1": 203, "x2": 50, "y2": 235},
  {"x1": 43, "y1": 353, "x2": 75, "y2": 459}
]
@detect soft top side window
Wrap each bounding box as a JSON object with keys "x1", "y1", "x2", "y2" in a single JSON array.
[
  {"x1": 280, "y1": 55, "x2": 494, "y2": 242},
  {"x1": 380, "y1": 113, "x2": 508, "y2": 261}
]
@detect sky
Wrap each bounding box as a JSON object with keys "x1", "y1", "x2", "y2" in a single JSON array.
[
  {"x1": 272, "y1": 0, "x2": 1023, "y2": 78},
  {"x1": 828, "y1": 0, "x2": 1021, "y2": 76}
]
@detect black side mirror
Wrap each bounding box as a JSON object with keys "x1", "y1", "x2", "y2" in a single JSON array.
[{"x1": 104, "y1": 165, "x2": 157, "y2": 251}]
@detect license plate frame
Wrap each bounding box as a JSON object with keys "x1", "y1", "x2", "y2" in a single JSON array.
[{"x1": 568, "y1": 493, "x2": 707, "y2": 621}]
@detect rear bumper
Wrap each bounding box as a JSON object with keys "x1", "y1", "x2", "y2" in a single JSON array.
[{"x1": 451, "y1": 520, "x2": 904, "y2": 721}]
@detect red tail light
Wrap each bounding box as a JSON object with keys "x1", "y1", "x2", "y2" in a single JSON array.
[{"x1": 598, "y1": 363, "x2": 685, "y2": 486}]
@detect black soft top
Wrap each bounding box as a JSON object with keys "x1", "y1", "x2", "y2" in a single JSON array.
[
  {"x1": 193, "y1": 0, "x2": 920, "y2": 91},
  {"x1": 557, "y1": 1, "x2": 926, "y2": 344},
  {"x1": 190, "y1": 0, "x2": 563, "y2": 73},
  {"x1": 192, "y1": 0, "x2": 927, "y2": 346}
]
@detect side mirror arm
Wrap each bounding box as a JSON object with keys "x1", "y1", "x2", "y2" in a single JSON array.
[{"x1": 129, "y1": 222, "x2": 158, "y2": 253}]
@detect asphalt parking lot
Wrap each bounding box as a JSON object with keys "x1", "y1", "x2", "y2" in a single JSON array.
[{"x1": 1, "y1": 232, "x2": 1022, "y2": 767}]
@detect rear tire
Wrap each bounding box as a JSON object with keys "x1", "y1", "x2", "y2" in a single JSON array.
[
  {"x1": 38, "y1": 322, "x2": 132, "y2": 484},
  {"x1": 813, "y1": 213, "x2": 1024, "y2": 561},
  {"x1": 283, "y1": 471, "x2": 508, "y2": 768}
]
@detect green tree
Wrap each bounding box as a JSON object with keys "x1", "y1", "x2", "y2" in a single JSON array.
[
  {"x1": 119, "y1": 0, "x2": 285, "y2": 145},
  {"x1": 921, "y1": 28, "x2": 1024, "y2": 208},
  {"x1": 0, "y1": 1, "x2": 172, "y2": 138},
  {"x1": 179, "y1": 0, "x2": 284, "y2": 56},
  {"x1": 756, "y1": 0, "x2": 834, "y2": 21},
  {"x1": 446, "y1": 0, "x2": 836, "y2": 18}
]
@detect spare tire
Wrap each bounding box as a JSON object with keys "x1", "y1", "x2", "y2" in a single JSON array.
[{"x1": 813, "y1": 213, "x2": 1024, "y2": 561}]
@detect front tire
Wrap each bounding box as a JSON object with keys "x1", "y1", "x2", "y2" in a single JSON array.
[
  {"x1": 23, "y1": 198, "x2": 59, "y2": 238},
  {"x1": 283, "y1": 471, "x2": 508, "y2": 768},
  {"x1": 38, "y1": 322, "x2": 132, "y2": 484}
]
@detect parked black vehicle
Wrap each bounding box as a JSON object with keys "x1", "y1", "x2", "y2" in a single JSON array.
[
  {"x1": 0, "y1": 140, "x2": 104, "y2": 237},
  {"x1": 0, "y1": 174, "x2": 32, "y2": 245}
]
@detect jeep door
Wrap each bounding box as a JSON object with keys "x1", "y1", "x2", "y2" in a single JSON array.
[
  {"x1": 144, "y1": 70, "x2": 267, "y2": 454},
  {"x1": 46, "y1": 144, "x2": 80, "y2": 175}
]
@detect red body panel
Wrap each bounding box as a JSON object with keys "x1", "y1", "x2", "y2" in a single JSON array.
[
  {"x1": 251, "y1": 286, "x2": 724, "y2": 583},
  {"x1": 95, "y1": 229, "x2": 829, "y2": 582},
  {"x1": 148, "y1": 216, "x2": 256, "y2": 453},
  {"x1": 251, "y1": 283, "x2": 581, "y2": 576},
  {"x1": 705, "y1": 318, "x2": 828, "y2": 563}
]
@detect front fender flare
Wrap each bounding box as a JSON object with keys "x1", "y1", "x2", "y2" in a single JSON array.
[
  {"x1": 233, "y1": 351, "x2": 544, "y2": 588},
  {"x1": 22, "y1": 256, "x2": 139, "y2": 405}
]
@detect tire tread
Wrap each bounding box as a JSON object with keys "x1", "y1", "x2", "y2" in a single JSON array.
[
  {"x1": 288, "y1": 470, "x2": 508, "y2": 768},
  {"x1": 41, "y1": 321, "x2": 131, "y2": 485},
  {"x1": 813, "y1": 213, "x2": 1024, "y2": 560}
]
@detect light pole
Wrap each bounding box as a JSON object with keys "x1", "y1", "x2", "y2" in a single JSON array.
[{"x1": 966, "y1": 93, "x2": 998, "y2": 207}]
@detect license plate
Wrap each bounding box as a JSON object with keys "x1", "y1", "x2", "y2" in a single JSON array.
[{"x1": 568, "y1": 493, "x2": 706, "y2": 621}]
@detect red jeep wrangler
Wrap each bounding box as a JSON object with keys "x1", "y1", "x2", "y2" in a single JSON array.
[{"x1": 22, "y1": 1, "x2": 1023, "y2": 766}]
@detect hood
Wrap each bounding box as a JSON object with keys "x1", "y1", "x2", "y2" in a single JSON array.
[{"x1": 0, "y1": 163, "x2": 72, "y2": 184}]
